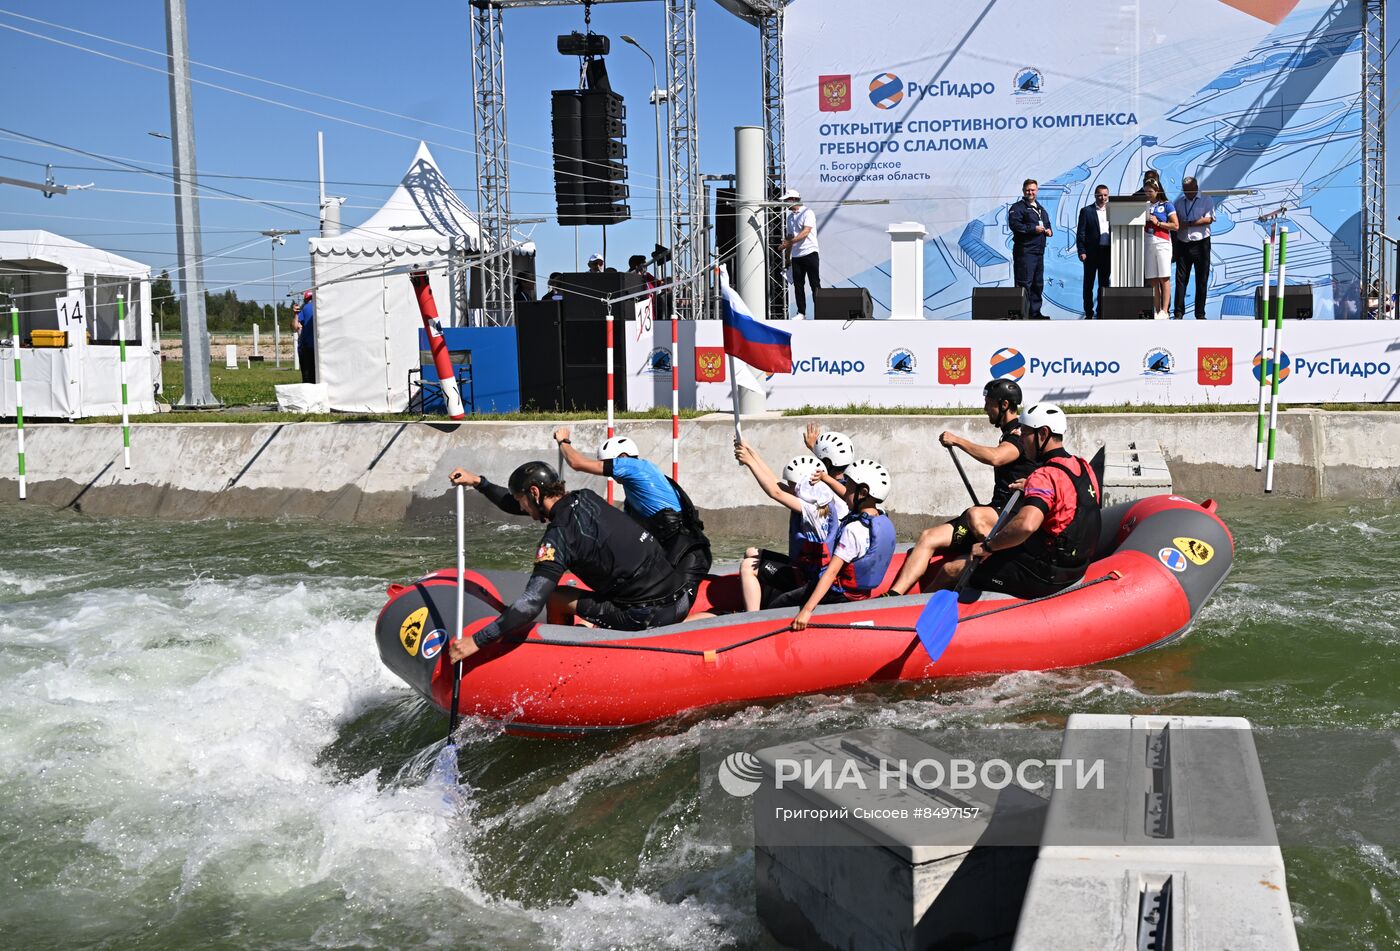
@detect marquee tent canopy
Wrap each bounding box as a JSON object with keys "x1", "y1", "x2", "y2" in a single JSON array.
[
  {"x1": 0, "y1": 230, "x2": 158, "y2": 419},
  {"x1": 308, "y1": 142, "x2": 485, "y2": 413}
]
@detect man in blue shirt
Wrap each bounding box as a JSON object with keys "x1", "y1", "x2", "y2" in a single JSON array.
[
  {"x1": 1172, "y1": 176, "x2": 1214, "y2": 320},
  {"x1": 553, "y1": 426, "x2": 712, "y2": 593},
  {"x1": 292, "y1": 289, "x2": 316, "y2": 383},
  {"x1": 1008, "y1": 179, "x2": 1052, "y2": 319}
]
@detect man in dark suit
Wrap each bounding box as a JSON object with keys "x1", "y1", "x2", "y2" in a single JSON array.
[
  {"x1": 1075, "y1": 184, "x2": 1112, "y2": 319},
  {"x1": 1008, "y1": 179, "x2": 1051, "y2": 318}
]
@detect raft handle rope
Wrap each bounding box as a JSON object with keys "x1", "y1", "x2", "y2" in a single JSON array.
[{"x1": 496, "y1": 573, "x2": 1122, "y2": 657}]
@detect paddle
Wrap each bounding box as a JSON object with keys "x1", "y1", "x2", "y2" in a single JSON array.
[
  {"x1": 914, "y1": 488, "x2": 1023, "y2": 664},
  {"x1": 947, "y1": 444, "x2": 980, "y2": 506},
  {"x1": 430, "y1": 483, "x2": 467, "y2": 792},
  {"x1": 1088, "y1": 445, "x2": 1106, "y2": 494}
]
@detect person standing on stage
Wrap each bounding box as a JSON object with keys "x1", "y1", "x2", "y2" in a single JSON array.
[
  {"x1": 1143, "y1": 180, "x2": 1179, "y2": 320},
  {"x1": 1131, "y1": 169, "x2": 1162, "y2": 199},
  {"x1": 1172, "y1": 176, "x2": 1214, "y2": 320},
  {"x1": 779, "y1": 188, "x2": 820, "y2": 319},
  {"x1": 1075, "y1": 184, "x2": 1112, "y2": 319},
  {"x1": 1008, "y1": 179, "x2": 1052, "y2": 319}
]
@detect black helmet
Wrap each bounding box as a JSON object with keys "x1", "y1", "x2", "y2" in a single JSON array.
[
  {"x1": 508, "y1": 461, "x2": 560, "y2": 495},
  {"x1": 983, "y1": 378, "x2": 1022, "y2": 408}
]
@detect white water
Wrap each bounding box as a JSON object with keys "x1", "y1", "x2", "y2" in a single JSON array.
[
  {"x1": 0, "y1": 556, "x2": 763, "y2": 950},
  {"x1": 2, "y1": 502, "x2": 1396, "y2": 949}
]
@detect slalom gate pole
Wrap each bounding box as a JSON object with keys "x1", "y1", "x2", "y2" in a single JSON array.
[
  {"x1": 1265, "y1": 228, "x2": 1288, "y2": 493},
  {"x1": 10, "y1": 307, "x2": 24, "y2": 500},
  {"x1": 671, "y1": 315, "x2": 679, "y2": 481},
  {"x1": 1255, "y1": 229, "x2": 1273, "y2": 471},
  {"x1": 117, "y1": 293, "x2": 131, "y2": 469},
  {"x1": 408, "y1": 271, "x2": 465, "y2": 420},
  {"x1": 606, "y1": 298, "x2": 615, "y2": 505}
]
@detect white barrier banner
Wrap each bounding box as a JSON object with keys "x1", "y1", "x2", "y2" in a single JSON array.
[{"x1": 624, "y1": 321, "x2": 1400, "y2": 410}]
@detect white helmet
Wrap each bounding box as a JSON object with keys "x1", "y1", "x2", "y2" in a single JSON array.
[
  {"x1": 597, "y1": 435, "x2": 640, "y2": 460},
  {"x1": 812, "y1": 431, "x2": 855, "y2": 470},
  {"x1": 844, "y1": 458, "x2": 892, "y2": 503},
  {"x1": 1020, "y1": 403, "x2": 1067, "y2": 436},
  {"x1": 782, "y1": 454, "x2": 823, "y2": 487}
]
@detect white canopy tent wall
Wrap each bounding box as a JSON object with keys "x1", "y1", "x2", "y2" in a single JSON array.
[
  {"x1": 308, "y1": 142, "x2": 483, "y2": 413},
  {"x1": 0, "y1": 230, "x2": 157, "y2": 419}
]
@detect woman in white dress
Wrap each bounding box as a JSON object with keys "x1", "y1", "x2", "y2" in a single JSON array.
[{"x1": 1143, "y1": 181, "x2": 1179, "y2": 319}]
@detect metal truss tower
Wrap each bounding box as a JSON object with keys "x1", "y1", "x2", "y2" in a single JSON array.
[
  {"x1": 469, "y1": 0, "x2": 702, "y2": 321},
  {"x1": 757, "y1": 2, "x2": 786, "y2": 320},
  {"x1": 665, "y1": 0, "x2": 701, "y2": 317},
  {"x1": 470, "y1": 0, "x2": 513, "y2": 326},
  {"x1": 1361, "y1": 0, "x2": 1385, "y2": 302}
]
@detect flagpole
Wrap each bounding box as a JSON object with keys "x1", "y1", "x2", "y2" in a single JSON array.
[
  {"x1": 728, "y1": 354, "x2": 743, "y2": 444},
  {"x1": 716, "y1": 263, "x2": 744, "y2": 445}
]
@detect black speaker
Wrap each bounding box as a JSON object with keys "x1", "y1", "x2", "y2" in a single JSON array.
[
  {"x1": 515, "y1": 301, "x2": 565, "y2": 411},
  {"x1": 544, "y1": 272, "x2": 629, "y2": 412},
  {"x1": 813, "y1": 287, "x2": 872, "y2": 320},
  {"x1": 713, "y1": 187, "x2": 737, "y2": 262},
  {"x1": 550, "y1": 91, "x2": 586, "y2": 224},
  {"x1": 551, "y1": 89, "x2": 630, "y2": 226},
  {"x1": 971, "y1": 286, "x2": 1026, "y2": 320},
  {"x1": 1254, "y1": 283, "x2": 1313, "y2": 319},
  {"x1": 1101, "y1": 286, "x2": 1155, "y2": 319},
  {"x1": 556, "y1": 271, "x2": 626, "y2": 309}
]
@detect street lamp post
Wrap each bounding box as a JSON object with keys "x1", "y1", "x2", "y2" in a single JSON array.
[
  {"x1": 260, "y1": 229, "x2": 299, "y2": 367},
  {"x1": 621, "y1": 35, "x2": 666, "y2": 269}
]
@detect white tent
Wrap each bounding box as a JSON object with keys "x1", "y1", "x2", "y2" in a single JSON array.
[
  {"x1": 0, "y1": 230, "x2": 158, "y2": 419},
  {"x1": 308, "y1": 142, "x2": 481, "y2": 413}
]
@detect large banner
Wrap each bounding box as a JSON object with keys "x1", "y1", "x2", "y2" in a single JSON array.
[
  {"x1": 783, "y1": 0, "x2": 1364, "y2": 319},
  {"x1": 624, "y1": 320, "x2": 1400, "y2": 409}
]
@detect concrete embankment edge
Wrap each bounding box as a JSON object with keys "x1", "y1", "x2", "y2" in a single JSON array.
[{"x1": 0, "y1": 411, "x2": 1394, "y2": 528}]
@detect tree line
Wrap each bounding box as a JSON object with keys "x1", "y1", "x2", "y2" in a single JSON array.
[{"x1": 151, "y1": 270, "x2": 297, "y2": 333}]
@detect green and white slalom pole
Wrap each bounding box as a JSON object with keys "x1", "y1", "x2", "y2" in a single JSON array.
[
  {"x1": 117, "y1": 293, "x2": 131, "y2": 469},
  {"x1": 1265, "y1": 228, "x2": 1288, "y2": 493},
  {"x1": 1254, "y1": 229, "x2": 1274, "y2": 471},
  {"x1": 10, "y1": 307, "x2": 25, "y2": 500}
]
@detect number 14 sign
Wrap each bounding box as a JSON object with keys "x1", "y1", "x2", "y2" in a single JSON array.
[{"x1": 57, "y1": 293, "x2": 86, "y2": 344}]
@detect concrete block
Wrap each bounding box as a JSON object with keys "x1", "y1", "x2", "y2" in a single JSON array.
[
  {"x1": 754, "y1": 729, "x2": 1044, "y2": 951},
  {"x1": 1012, "y1": 714, "x2": 1299, "y2": 951},
  {"x1": 1099, "y1": 440, "x2": 1173, "y2": 507}
]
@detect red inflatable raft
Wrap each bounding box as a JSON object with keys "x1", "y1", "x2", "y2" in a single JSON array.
[{"x1": 376, "y1": 494, "x2": 1232, "y2": 735}]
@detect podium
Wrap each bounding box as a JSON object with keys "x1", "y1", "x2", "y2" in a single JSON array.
[{"x1": 1108, "y1": 196, "x2": 1147, "y2": 288}]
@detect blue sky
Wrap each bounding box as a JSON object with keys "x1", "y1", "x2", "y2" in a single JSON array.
[
  {"x1": 0, "y1": 0, "x2": 762, "y2": 303},
  {"x1": 1, "y1": 1, "x2": 1396, "y2": 308}
]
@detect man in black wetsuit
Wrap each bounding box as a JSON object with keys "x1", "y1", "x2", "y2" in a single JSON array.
[
  {"x1": 445, "y1": 461, "x2": 690, "y2": 662},
  {"x1": 885, "y1": 378, "x2": 1037, "y2": 596},
  {"x1": 552, "y1": 427, "x2": 712, "y2": 596}
]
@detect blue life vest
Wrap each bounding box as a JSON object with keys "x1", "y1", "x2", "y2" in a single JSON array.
[
  {"x1": 831, "y1": 511, "x2": 896, "y2": 599},
  {"x1": 788, "y1": 504, "x2": 843, "y2": 582}
]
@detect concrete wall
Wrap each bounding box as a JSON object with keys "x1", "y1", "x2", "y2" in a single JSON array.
[{"x1": 0, "y1": 410, "x2": 1396, "y2": 526}]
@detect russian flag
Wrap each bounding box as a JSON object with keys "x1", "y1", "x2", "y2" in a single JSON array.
[{"x1": 718, "y1": 271, "x2": 793, "y2": 374}]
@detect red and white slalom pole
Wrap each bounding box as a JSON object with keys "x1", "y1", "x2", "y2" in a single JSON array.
[
  {"x1": 606, "y1": 298, "x2": 615, "y2": 505},
  {"x1": 671, "y1": 316, "x2": 679, "y2": 481},
  {"x1": 409, "y1": 271, "x2": 465, "y2": 420}
]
